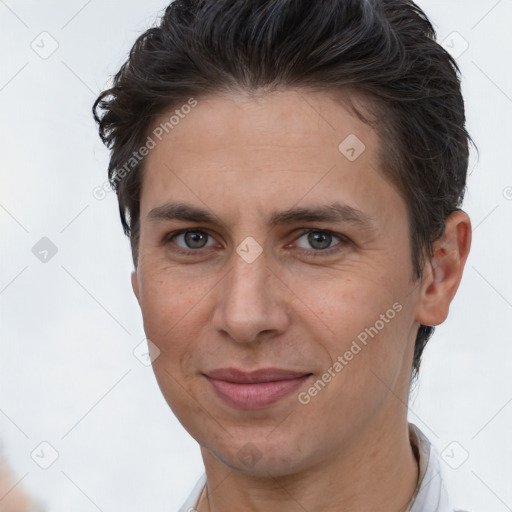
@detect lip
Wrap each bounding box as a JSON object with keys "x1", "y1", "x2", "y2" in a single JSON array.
[{"x1": 204, "y1": 367, "x2": 313, "y2": 409}]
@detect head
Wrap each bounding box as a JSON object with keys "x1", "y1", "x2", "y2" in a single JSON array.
[{"x1": 93, "y1": 0, "x2": 472, "y2": 476}]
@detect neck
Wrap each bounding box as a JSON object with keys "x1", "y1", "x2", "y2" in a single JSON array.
[{"x1": 197, "y1": 419, "x2": 419, "y2": 512}]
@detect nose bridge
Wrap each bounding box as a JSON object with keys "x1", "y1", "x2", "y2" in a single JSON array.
[
  {"x1": 212, "y1": 246, "x2": 288, "y2": 343},
  {"x1": 230, "y1": 252, "x2": 266, "y2": 297}
]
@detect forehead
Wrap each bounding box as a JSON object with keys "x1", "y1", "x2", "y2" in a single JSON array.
[
  {"x1": 139, "y1": 89, "x2": 403, "y2": 228},
  {"x1": 148, "y1": 88, "x2": 378, "y2": 158}
]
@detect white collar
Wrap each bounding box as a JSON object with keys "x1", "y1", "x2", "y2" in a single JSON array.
[{"x1": 406, "y1": 423, "x2": 451, "y2": 512}]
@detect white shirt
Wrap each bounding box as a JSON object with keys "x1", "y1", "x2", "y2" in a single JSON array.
[{"x1": 178, "y1": 423, "x2": 470, "y2": 512}]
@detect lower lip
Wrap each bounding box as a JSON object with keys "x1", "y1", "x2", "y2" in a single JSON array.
[{"x1": 205, "y1": 375, "x2": 312, "y2": 410}]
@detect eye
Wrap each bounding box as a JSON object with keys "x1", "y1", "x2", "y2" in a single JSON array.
[
  {"x1": 164, "y1": 228, "x2": 350, "y2": 257},
  {"x1": 167, "y1": 230, "x2": 218, "y2": 252},
  {"x1": 292, "y1": 229, "x2": 350, "y2": 254}
]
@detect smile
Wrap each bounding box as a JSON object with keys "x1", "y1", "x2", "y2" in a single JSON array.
[{"x1": 204, "y1": 368, "x2": 313, "y2": 410}]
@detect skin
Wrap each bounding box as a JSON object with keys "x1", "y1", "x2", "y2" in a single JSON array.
[{"x1": 131, "y1": 89, "x2": 471, "y2": 512}]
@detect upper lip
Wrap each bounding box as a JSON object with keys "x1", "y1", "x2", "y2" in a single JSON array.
[{"x1": 205, "y1": 367, "x2": 312, "y2": 384}]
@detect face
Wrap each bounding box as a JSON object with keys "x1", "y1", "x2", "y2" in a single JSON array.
[{"x1": 132, "y1": 89, "x2": 425, "y2": 476}]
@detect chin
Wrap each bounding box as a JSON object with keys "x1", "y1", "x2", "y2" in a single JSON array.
[{"x1": 204, "y1": 433, "x2": 316, "y2": 477}]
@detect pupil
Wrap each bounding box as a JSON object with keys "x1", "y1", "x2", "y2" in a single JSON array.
[
  {"x1": 308, "y1": 231, "x2": 331, "y2": 250},
  {"x1": 185, "y1": 231, "x2": 206, "y2": 249}
]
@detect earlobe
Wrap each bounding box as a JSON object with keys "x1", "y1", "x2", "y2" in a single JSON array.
[
  {"x1": 131, "y1": 270, "x2": 140, "y2": 303},
  {"x1": 414, "y1": 211, "x2": 472, "y2": 327}
]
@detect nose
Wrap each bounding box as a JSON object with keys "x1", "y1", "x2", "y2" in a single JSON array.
[{"x1": 211, "y1": 247, "x2": 290, "y2": 344}]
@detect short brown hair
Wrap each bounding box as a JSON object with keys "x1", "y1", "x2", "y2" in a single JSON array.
[{"x1": 93, "y1": 0, "x2": 474, "y2": 376}]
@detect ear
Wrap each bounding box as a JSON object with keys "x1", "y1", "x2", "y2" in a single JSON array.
[
  {"x1": 414, "y1": 210, "x2": 472, "y2": 327},
  {"x1": 131, "y1": 269, "x2": 140, "y2": 304}
]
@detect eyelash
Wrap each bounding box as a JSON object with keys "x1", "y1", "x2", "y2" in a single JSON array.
[{"x1": 163, "y1": 229, "x2": 351, "y2": 257}]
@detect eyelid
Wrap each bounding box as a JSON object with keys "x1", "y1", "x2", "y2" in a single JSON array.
[{"x1": 163, "y1": 227, "x2": 351, "y2": 255}]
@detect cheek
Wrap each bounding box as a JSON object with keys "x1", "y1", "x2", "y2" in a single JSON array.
[
  {"x1": 300, "y1": 269, "x2": 402, "y2": 343},
  {"x1": 305, "y1": 296, "x2": 411, "y2": 426},
  {"x1": 300, "y1": 268, "x2": 412, "y2": 406},
  {"x1": 137, "y1": 265, "x2": 206, "y2": 362},
  {"x1": 137, "y1": 267, "x2": 211, "y2": 418}
]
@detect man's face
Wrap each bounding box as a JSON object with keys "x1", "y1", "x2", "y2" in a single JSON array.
[{"x1": 132, "y1": 90, "x2": 423, "y2": 475}]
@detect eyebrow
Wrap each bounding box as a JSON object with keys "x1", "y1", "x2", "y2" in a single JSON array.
[{"x1": 147, "y1": 201, "x2": 375, "y2": 230}]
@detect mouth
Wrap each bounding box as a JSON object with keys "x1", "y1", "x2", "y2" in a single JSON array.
[{"x1": 203, "y1": 367, "x2": 313, "y2": 410}]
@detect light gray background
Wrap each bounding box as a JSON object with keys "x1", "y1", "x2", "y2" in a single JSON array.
[{"x1": 1, "y1": 1, "x2": 511, "y2": 511}]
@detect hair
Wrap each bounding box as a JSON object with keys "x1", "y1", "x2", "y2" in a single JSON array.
[{"x1": 93, "y1": 0, "x2": 473, "y2": 378}]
